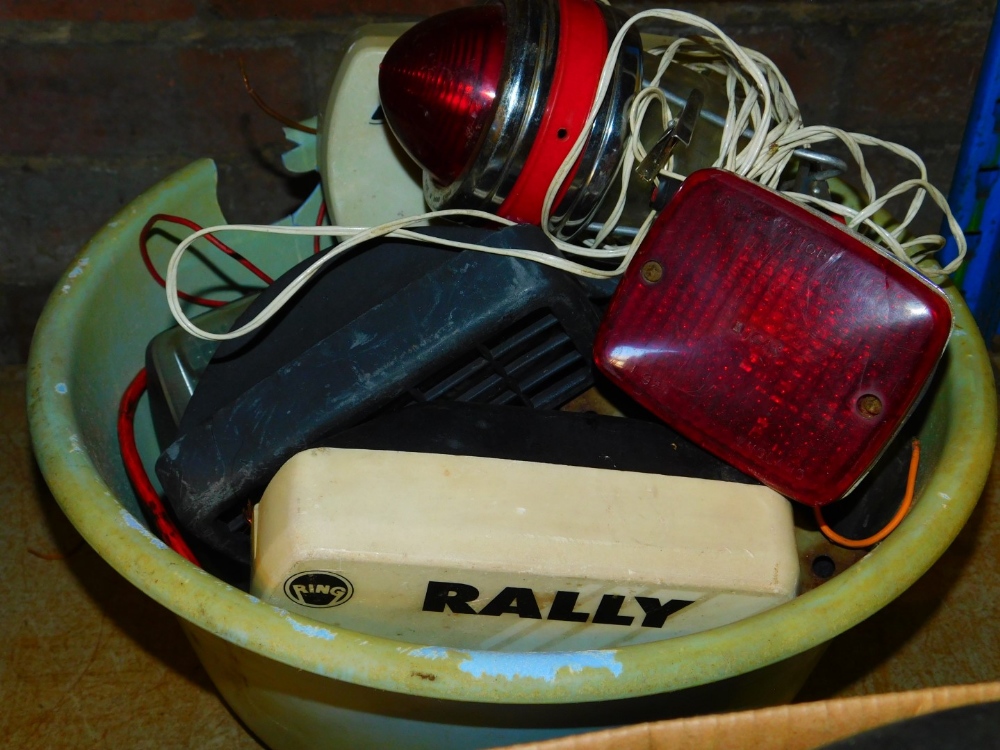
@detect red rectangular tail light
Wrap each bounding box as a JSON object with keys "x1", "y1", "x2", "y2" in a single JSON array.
[{"x1": 594, "y1": 168, "x2": 952, "y2": 506}]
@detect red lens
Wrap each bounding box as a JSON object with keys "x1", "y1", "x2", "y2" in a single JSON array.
[
  {"x1": 594, "y1": 169, "x2": 953, "y2": 506},
  {"x1": 378, "y1": 4, "x2": 507, "y2": 185}
]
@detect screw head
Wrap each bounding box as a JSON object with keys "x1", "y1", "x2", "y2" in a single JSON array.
[
  {"x1": 857, "y1": 394, "x2": 883, "y2": 418},
  {"x1": 640, "y1": 260, "x2": 663, "y2": 284},
  {"x1": 811, "y1": 555, "x2": 836, "y2": 579}
]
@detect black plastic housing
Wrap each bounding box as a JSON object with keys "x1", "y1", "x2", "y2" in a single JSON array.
[
  {"x1": 324, "y1": 401, "x2": 760, "y2": 483},
  {"x1": 156, "y1": 225, "x2": 605, "y2": 584}
]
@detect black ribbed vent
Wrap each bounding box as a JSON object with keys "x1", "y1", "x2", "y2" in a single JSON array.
[{"x1": 402, "y1": 309, "x2": 592, "y2": 410}]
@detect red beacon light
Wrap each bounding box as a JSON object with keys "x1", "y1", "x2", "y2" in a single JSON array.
[
  {"x1": 378, "y1": 0, "x2": 642, "y2": 239},
  {"x1": 594, "y1": 169, "x2": 953, "y2": 507}
]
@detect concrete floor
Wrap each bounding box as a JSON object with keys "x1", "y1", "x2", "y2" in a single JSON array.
[
  {"x1": 0, "y1": 366, "x2": 262, "y2": 749},
  {"x1": 1, "y1": 362, "x2": 998, "y2": 748}
]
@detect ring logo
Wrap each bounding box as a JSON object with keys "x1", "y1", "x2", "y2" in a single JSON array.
[{"x1": 284, "y1": 571, "x2": 354, "y2": 608}]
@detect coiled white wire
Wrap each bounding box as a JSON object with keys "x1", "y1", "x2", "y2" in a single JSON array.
[{"x1": 165, "y1": 6, "x2": 967, "y2": 342}]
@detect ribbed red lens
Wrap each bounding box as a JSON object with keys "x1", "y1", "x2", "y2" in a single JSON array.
[
  {"x1": 378, "y1": 4, "x2": 507, "y2": 185},
  {"x1": 594, "y1": 169, "x2": 953, "y2": 506}
]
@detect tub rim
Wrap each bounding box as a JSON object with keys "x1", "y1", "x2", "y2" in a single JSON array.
[{"x1": 27, "y1": 158, "x2": 997, "y2": 706}]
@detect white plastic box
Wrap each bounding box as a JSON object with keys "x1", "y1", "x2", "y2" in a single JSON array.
[{"x1": 251, "y1": 448, "x2": 800, "y2": 651}]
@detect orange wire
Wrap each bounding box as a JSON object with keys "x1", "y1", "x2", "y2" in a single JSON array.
[
  {"x1": 238, "y1": 57, "x2": 318, "y2": 135},
  {"x1": 815, "y1": 438, "x2": 921, "y2": 548}
]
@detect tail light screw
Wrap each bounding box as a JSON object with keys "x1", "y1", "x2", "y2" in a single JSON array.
[
  {"x1": 641, "y1": 261, "x2": 663, "y2": 284},
  {"x1": 857, "y1": 394, "x2": 883, "y2": 418},
  {"x1": 811, "y1": 555, "x2": 836, "y2": 579}
]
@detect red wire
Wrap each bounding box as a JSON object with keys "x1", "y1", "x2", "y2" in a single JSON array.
[
  {"x1": 140, "y1": 213, "x2": 273, "y2": 307},
  {"x1": 314, "y1": 200, "x2": 328, "y2": 255},
  {"x1": 118, "y1": 368, "x2": 200, "y2": 566}
]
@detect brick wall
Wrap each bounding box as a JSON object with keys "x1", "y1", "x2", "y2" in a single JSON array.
[{"x1": 0, "y1": 0, "x2": 992, "y2": 362}]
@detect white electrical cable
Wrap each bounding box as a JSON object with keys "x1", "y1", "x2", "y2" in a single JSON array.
[
  {"x1": 164, "y1": 210, "x2": 627, "y2": 342},
  {"x1": 163, "y1": 5, "x2": 968, "y2": 341}
]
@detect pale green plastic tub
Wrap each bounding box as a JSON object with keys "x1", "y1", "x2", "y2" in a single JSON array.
[{"x1": 28, "y1": 160, "x2": 997, "y2": 749}]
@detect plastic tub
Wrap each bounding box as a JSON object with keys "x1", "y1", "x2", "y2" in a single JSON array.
[{"x1": 27, "y1": 159, "x2": 997, "y2": 749}]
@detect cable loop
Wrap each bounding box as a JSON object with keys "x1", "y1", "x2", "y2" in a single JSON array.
[{"x1": 163, "y1": 7, "x2": 967, "y2": 340}]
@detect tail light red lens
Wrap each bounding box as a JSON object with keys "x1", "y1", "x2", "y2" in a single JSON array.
[
  {"x1": 378, "y1": 0, "x2": 642, "y2": 239},
  {"x1": 378, "y1": 4, "x2": 507, "y2": 185},
  {"x1": 594, "y1": 168, "x2": 953, "y2": 506}
]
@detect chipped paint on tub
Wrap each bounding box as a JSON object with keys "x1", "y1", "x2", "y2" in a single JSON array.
[
  {"x1": 276, "y1": 610, "x2": 337, "y2": 641},
  {"x1": 61, "y1": 258, "x2": 90, "y2": 294},
  {"x1": 287, "y1": 619, "x2": 337, "y2": 641},
  {"x1": 410, "y1": 646, "x2": 450, "y2": 661},
  {"x1": 408, "y1": 645, "x2": 625, "y2": 681},
  {"x1": 68, "y1": 258, "x2": 89, "y2": 278},
  {"x1": 457, "y1": 650, "x2": 623, "y2": 682},
  {"x1": 119, "y1": 508, "x2": 169, "y2": 551}
]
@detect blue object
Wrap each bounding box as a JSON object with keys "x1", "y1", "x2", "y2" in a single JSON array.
[{"x1": 942, "y1": 5, "x2": 1000, "y2": 339}]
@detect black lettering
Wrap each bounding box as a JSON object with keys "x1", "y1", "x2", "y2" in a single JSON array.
[
  {"x1": 422, "y1": 581, "x2": 479, "y2": 614},
  {"x1": 478, "y1": 587, "x2": 542, "y2": 619},
  {"x1": 546, "y1": 591, "x2": 590, "y2": 623},
  {"x1": 591, "y1": 595, "x2": 633, "y2": 626},
  {"x1": 635, "y1": 597, "x2": 695, "y2": 628}
]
